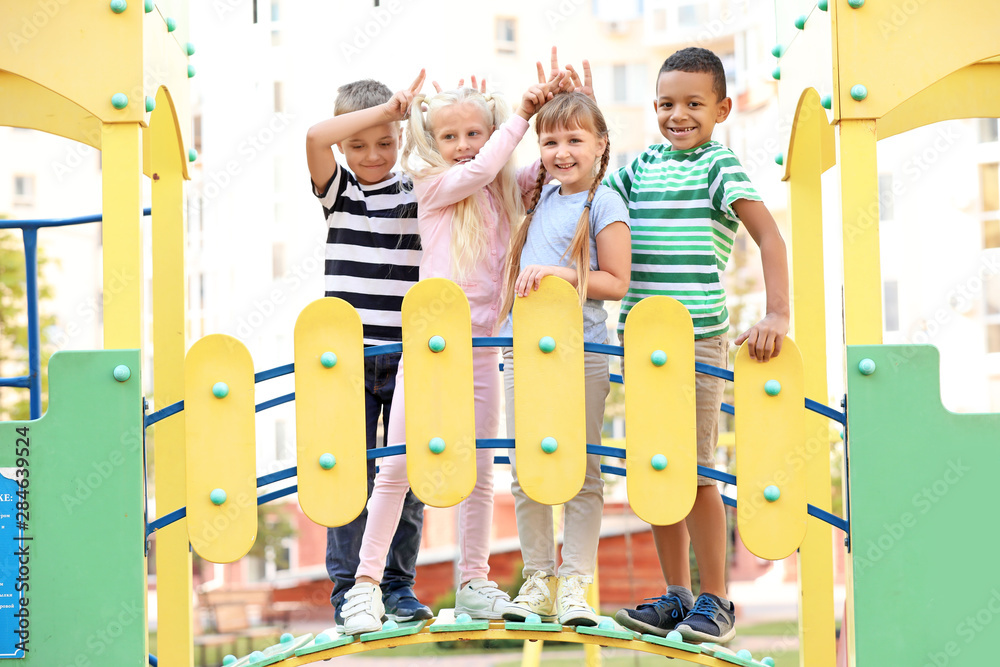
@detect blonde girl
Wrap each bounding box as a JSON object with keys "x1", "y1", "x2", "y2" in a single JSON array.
[
  {"x1": 341, "y1": 75, "x2": 564, "y2": 635},
  {"x1": 498, "y1": 92, "x2": 631, "y2": 626}
]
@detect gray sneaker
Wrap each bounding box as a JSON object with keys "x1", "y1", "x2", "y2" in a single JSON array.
[{"x1": 676, "y1": 593, "x2": 736, "y2": 643}]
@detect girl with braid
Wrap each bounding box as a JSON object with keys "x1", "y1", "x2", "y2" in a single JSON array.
[
  {"x1": 498, "y1": 92, "x2": 631, "y2": 626},
  {"x1": 341, "y1": 74, "x2": 567, "y2": 635}
]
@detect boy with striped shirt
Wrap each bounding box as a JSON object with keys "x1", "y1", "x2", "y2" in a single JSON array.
[
  {"x1": 306, "y1": 74, "x2": 431, "y2": 628},
  {"x1": 605, "y1": 48, "x2": 789, "y2": 643}
]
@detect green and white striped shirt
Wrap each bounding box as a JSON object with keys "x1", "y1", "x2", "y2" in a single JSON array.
[{"x1": 604, "y1": 141, "x2": 760, "y2": 339}]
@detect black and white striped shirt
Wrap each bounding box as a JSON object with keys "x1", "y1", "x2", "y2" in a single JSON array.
[{"x1": 313, "y1": 165, "x2": 421, "y2": 345}]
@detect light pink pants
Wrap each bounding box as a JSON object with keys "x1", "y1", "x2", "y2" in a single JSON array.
[{"x1": 356, "y1": 341, "x2": 501, "y2": 585}]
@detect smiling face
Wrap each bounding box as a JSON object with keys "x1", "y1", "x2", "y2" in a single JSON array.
[
  {"x1": 654, "y1": 70, "x2": 732, "y2": 151},
  {"x1": 430, "y1": 102, "x2": 493, "y2": 165},
  {"x1": 337, "y1": 122, "x2": 401, "y2": 185},
  {"x1": 538, "y1": 124, "x2": 607, "y2": 195}
]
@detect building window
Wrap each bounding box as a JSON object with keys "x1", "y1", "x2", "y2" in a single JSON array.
[
  {"x1": 986, "y1": 274, "x2": 1000, "y2": 353},
  {"x1": 193, "y1": 114, "x2": 202, "y2": 153},
  {"x1": 13, "y1": 175, "x2": 35, "y2": 205},
  {"x1": 613, "y1": 64, "x2": 628, "y2": 103},
  {"x1": 273, "y1": 81, "x2": 284, "y2": 113},
  {"x1": 981, "y1": 162, "x2": 999, "y2": 212},
  {"x1": 878, "y1": 173, "x2": 894, "y2": 221},
  {"x1": 984, "y1": 218, "x2": 1000, "y2": 249},
  {"x1": 270, "y1": 0, "x2": 280, "y2": 21},
  {"x1": 272, "y1": 242, "x2": 285, "y2": 278},
  {"x1": 979, "y1": 118, "x2": 998, "y2": 144},
  {"x1": 884, "y1": 280, "x2": 899, "y2": 332},
  {"x1": 495, "y1": 17, "x2": 516, "y2": 54},
  {"x1": 678, "y1": 3, "x2": 708, "y2": 27},
  {"x1": 275, "y1": 418, "x2": 291, "y2": 460}
]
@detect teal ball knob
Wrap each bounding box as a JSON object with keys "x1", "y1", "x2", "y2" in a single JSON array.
[
  {"x1": 737, "y1": 649, "x2": 753, "y2": 660},
  {"x1": 113, "y1": 365, "x2": 131, "y2": 382},
  {"x1": 819, "y1": 0, "x2": 829, "y2": 9},
  {"x1": 456, "y1": 612, "x2": 473, "y2": 624},
  {"x1": 650, "y1": 350, "x2": 667, "y2": 367},
  {"x1": 144, "y1": 0, "x2": 154, "y2": 12},
  {"x1": 764, "y1": 379, "x2": 782, "y2": 396},
  {"x1": 222, "y1": 656, "x2": 237, "y2": 666},
  {"x1": 771, "y1": 66, "x2": 781, "y2": 81},
  {"x1": 525, "y1": 613, "x2": 541, "y2": 624},
  {"x1": 249, "y1": 651, "x2": 265, "y2": 664},
  {"x1": 848, "y1": 0, "x2": 864, "y2": 7},
  {"x1": 775, "y1": 153, "x2": 784, "y2": 166},
  {"x1": 821, "y1": 94, "x2": 833, "y2": 109},
  {"x1": 598, "y1": 618, "x2": 614, "y2": 630},
  {"x1": 667, "y1": 630, "x2": 683, "y2": 642},
  {"x1": 280, "y1": 632, "x2": 294, "y2": 643},
  {"x1": 110, "y1": 0, "x2": 127, "y2": 14},
  {"x1": 429, "y1": 437, "x2": 446, "y2": 454},
  {"x1": 187, "y1": 64, "x2": 196, "y2": 78},
  {"x1": 314, "y1": 632, "x2": 331, "y2": 644},
  {"x1": 771, "y1": 44, "x2": 783, "y2": 58},
  {"x1": 166, "y1": 16, "x2": 177, "y2": 31},
  {"x1": 651, "y1": 454, "x2": 668, "y2": 471},
  {"x1": 383, "y1": 619, "x2": 398, "y2": 630},
  {"x1": 764, "y1": 485, "x2": 781, "y2": 502},
  {"x1": 540, "y1": 437, "x2": 558, "y2": 454},
  {"x1": 428, "y1": 335, "x2": 446, "y2": 352},
  {"x1": 858, "y1": 358, "x2": 876, "y2": 375},
  {"x1": 186, "y1": 42, "x2": 196, "y2": 56},
  {"x1": 850, "y1": 84, "x2": 868, "y2": 101},
  {"x1": 319, "y1": 453, "x2": 336, "y2": 469},
  {"x1": 538, "y1": 336, "x2": 556, "y2": 353},
  {"x1": 794, "y1": 14, "x2": 806, "y2": 29},
  {"x1": 210, "y1": 488, "x2": 227, "y2": 505},
  {"x1": 111, "y1": 93, "x2": 129, "y2": 110},
  {"x1": 320, "y1": 351, "x2": 337, "y2": 368},
  {"x1": 145, "y1": 96, "x2": 156, "y2": 112},
  {"x1": 762, "y1": 659, "x2": 776, "y2": 667},
  {"x1": 188, "y1": 148, "x2": 198, "y2": 162},
  {"x1": 212, "y1": 381, "x2": 229, "y2": 398}
]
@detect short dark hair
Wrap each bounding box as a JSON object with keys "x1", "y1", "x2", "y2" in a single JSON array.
[
  {"x1": 658, "y1": 47, "x2": 727, "y2": 100},
  {"x1": 334, "y1": 79, "x2": 392, "y2": 115}
]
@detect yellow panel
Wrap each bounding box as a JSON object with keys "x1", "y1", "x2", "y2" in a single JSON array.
[
  {"x1": 150, "y1": 85, "x2": 192, "y2": 667},
  {"x1": 403, "y1": 279, "x2": 477, "y2": 508},
  {"x1": 775, "y1": 7, "x2": 834, "y2": 157},
  {"x1": 839, "y1": 120, "x2": 883, "y2": 345},
  {"x1": 294, "y1": 298, "x2": 367, "y2": 527},
  {"x1": 0, "y1": 71, "x2": 102, "y2": 148},
  {"x1": 734, "y1": 338, "x2": 807, "y2": 560},
  {"x1": 102, "y1": 122, "x2": 144, "y2": 350},
  {"x1": 879, "y1": 63, "x2": 1000, "y2": 141},
  {"x1": 185, "y1": 334, "x2": 257, "y2": 563},
  {"x1": 623, "y1": 296, "x2": 696, "y2": 526},
  {"x1": 512, "y1": 276, "x2": 585, "y2": 506},
  {"x1": 142, "y1": 10, "x2": 192, "y2": 172},
  {"x1": 834, "y1": 0, "x2": 1000, "y2": 120}
]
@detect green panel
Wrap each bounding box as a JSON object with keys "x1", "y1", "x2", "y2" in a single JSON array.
[
  {"x1": 847, "y1": 345, "x2": 1000, "y2": 666},
  {"x1": 0, "y1": 351, "x2": 146, "y2": 664}
]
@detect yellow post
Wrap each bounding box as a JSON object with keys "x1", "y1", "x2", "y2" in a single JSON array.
[
  {"x1": 787, "y1": 89, "x2": 837, "y2": 667},
  {"x1": 838, "y1": 120, "x2": 883, "y2": 346},
  {"x1": 150, "y1": 93, "x2": 193, "y2": 667},
  {"x1": 101, "y1": 122, "x2": 145, "y2": 349}
]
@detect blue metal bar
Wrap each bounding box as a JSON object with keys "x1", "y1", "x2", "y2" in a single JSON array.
[
  {"x1": 255, "y1": 363, "x2": 294, "y2": 383},
  {"x1": 144, "y1": 400, "x2": 184, "y2": 428},
  {"x1": 0, "y1": 207, "x2": 151, "y2": 230},
  {"x1": 147, "y1": 506, "x2": 186, "y2": 535},
  {"x1": 258, "y1": 484, "x2": 297, "y2": 506},
  {"x1": 257, "y1": 466, "x2": 297, "y2": 488},
  {"x1": 256, "y1": 392, "x2": 294, "y2": 413},
  {"x1": 22, "y1": 228, "x2": 41, "y2": 419},
  {"x1": 584, "y1": 342, "x2": 624, "y2": 357},
  {"x1": 0, "y1": 376, "x2": 30, "y2": 388},
  {"x1": 364, "y1": 343, "x2": 401, "y2": 357},
  {"x1": 149, "y1": 654, "x2": 158, "y2": 666}
]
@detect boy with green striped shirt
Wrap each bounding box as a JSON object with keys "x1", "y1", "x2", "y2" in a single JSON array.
[{"x1": 605, "y1": 47, "x2": 789, "y2": 643}]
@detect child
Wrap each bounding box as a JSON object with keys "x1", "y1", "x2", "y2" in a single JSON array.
[
  {"x1": 606, "y1": 47, "x2": 789, "y2": 643},
  {"x1": 305, "y1": 72, "x2": 433, "y2": 627},
  {"x1": 340, "y1": 74, "x2": 566, "y2": 635},
  {"x1": 497, "y1": 92, "x2": 631, "y2": 626}
]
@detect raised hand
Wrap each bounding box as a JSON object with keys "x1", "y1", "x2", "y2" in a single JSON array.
[
  {"x1": 536, "y1": 46, "x2": 595, "y2": 100},
  {"x1": 517, "y1": 70, "x2": 568, "y2": 119},
  {"x1": 385, "y1": 69, "x2": 425, "y2": 121},
  {"x1": 432, "y1": 75, "x2": 488, "y2": 94}
]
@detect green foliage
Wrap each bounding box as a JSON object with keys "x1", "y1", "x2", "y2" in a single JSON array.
[{"x1": 250, "y1": 504, "x2": 297, "y2": 571}]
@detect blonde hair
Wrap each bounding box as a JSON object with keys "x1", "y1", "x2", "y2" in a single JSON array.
[
  {"x1": 402, "y1": 88, "x2": 523, "y2": 281},
  {"x1": 499, "y1": 92, "x2": 611, "y2": 321}
]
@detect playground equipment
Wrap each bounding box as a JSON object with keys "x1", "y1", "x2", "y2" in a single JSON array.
[{"x1": 1, "y1": 0, "x2": 999, "y2": 666}]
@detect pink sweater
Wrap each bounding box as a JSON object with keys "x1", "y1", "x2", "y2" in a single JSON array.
[{"x1": 413, "y1": 114, "x2": 538, "y2": 333}]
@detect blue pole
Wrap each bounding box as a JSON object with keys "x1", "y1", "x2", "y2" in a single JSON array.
[{"x1": 22, "y1": 228, "x2": 41, "y2": 420}]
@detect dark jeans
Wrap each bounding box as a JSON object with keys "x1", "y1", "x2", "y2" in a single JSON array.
[{"x1": 326, "y1": 352, "x2": 425, "y2": 606}]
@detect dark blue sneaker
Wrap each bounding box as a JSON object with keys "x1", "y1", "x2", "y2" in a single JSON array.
[
  {"x1": 383, "y1": 586, "x2": 432, "y2": 622},
  {"x1": 676, "y1": 593, "x2": 736, "y2": 643},
  {"x1": 614, "y1": 594, "x2": 690, "y2": 637}
]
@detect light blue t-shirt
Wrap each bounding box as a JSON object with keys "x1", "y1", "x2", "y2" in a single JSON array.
[{"x1": 500, "y1": 184, "x2": 629, "y2": 344}]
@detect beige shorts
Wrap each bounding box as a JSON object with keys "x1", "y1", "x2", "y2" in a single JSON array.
[{"x1": 620, "y1": 332, "x2": 729, "y2": 486}]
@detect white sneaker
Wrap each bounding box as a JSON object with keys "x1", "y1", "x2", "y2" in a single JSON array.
[
  {"x1": 455, "y1": 578, "x2": 511, "y2": 620},
  {"x1": 341, "y1": 582, "x2": 385, "y2": 635},
  {"x1": 502, "y1": 571, "x2": 557, "y2": 621},
  {"x1": 557, "y1": 575, "x2": 598, "y2": 627}
]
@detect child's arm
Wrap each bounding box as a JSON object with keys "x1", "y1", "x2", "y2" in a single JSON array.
[
  {"x1": 514, "y1": 222, "x2": 631, "y2": 299},
  {"x1": 732, "y1": 199, "x2": 790, "y2": 362},
  {"x1": 305, "y1": 70, "x2": 424, "y2": 189}
]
